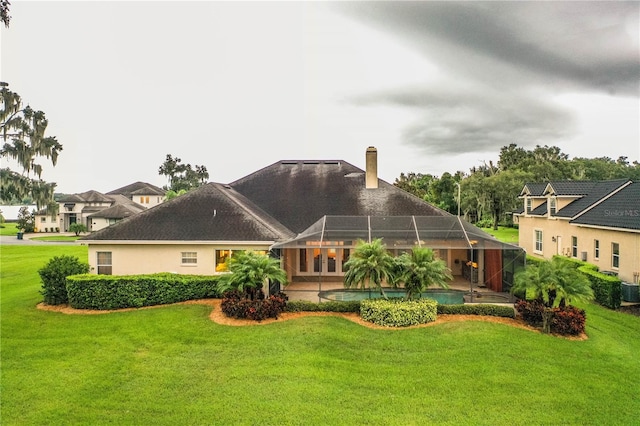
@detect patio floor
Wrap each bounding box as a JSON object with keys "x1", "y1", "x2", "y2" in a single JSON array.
[{"x1": 281, "y1": 275, "x2": 515, "y2": 304}]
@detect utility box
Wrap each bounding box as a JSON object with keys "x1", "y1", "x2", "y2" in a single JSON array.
[{"x1": 621, "y1": 282, "x2": 640, "y2": 303}]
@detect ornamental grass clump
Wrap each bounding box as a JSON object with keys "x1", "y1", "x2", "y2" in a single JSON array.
[{"x1": 360, "y1": 298, "x2": 437, "y2": 327}]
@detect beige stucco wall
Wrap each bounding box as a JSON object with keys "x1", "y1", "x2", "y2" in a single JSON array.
[
  {"x1": 519, "y1": 216, "x2": 640, "y2": 283},
  {"x1": 135, "y1": 195, "x2": 165, "y2": 208},
  {"x1": 86, "y1": 242, "x2": 272, "y2": 276},
  {"x1": 89, "y1": 218, "x2": 112, "y2": 232},
  {"x1": 34, "y1": 214, "x2": 59, "y2": 232}
]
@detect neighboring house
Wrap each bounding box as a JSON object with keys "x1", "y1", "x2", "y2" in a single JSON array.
[
  {"x1": 514, "y1": 179, "x2": 640, "y2": 284},
  {"x1": 106, "y1": 181, "x2": 166, "y2": 208},
  {"x1": 81, "y1": 148, "x2": 522, "y2": 293},
  {"x1": 34, "y1": 182, "x2": 165, "y2": 232}
]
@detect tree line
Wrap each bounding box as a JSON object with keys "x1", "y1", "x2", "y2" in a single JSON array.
[{"x1": 394, "y1": 143, "x2": 640, "y2": 229}]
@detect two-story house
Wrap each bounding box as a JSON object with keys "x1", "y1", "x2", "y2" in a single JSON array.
[{"x1": 514, "y1": 179, "x2": 640, "y2": 284}]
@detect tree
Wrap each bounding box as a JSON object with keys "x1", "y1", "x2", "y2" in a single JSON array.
[
  {"x1": 393, "y1": 172, "x2": 436, "y2": 199},
  {"x1": 16, "y1": 205, "x2": 34, "y2": 232},
  {"x1": 158, "y1": 154, "x2": 209, "y2": 192},
  {"x1": 1, "y1": 0, "x2": 10, "y2": 28},
  {"x1": 68, "y1": 222, "x2": 87, "y2": 236},
  {"x1": 1, "y1": 84, "x2": 62, "y2": 211},
  {"x1": 511, "y1": 258, "x2": 594, "y2": 333},
  {"x1": 217, "y1": 251, "x2": 287, "y2": 300},
  {"x1": 343, "y1": 239, "x2": 396, "y2": 299},
  {"x1": 392, "y1": 247, "x2": 452, "y2": 300}
]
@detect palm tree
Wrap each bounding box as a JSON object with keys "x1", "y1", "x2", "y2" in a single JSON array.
[
  {"x1": 393, "y1": 247, "x2": 453, "y2": 300},
  {"x1": 217, "y1": 251, "x2": 288, "y2": 300},
  {"x1": 343, "y1": 239, "x2": 396, "y2": 298},
  {"x1": 511, "y1": 257, "x2": 594, "y2": 333}
]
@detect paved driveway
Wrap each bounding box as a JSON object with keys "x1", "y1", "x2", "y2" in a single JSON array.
[{"x1": 0, "y1": 233, "x2": 81, "y2": 246}]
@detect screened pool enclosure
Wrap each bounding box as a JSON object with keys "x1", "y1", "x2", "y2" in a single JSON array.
[{"x1": 272, "y1": 215, "x2": 525, "y2": 296}]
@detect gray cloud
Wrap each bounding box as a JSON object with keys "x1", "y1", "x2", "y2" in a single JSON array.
[
  {"x1": 337, "y1": 2, "x2": 640, "y2": 96},
  {"x1": 352, "y1": 86, "x2": 573, "y2": 155}
]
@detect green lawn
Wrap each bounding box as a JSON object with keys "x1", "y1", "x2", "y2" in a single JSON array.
[
  {"x1": 29, "y1": 235, "x2": 80, "y2": 242},
  {"x1": 481, "y1": 226, "x2": 519, "y2": 244},
  {"x1": 0, "y1": 222, "x2": 19, "y2": 236},
  {"x1": 2, "y1": 245, "x2": 639, "y2": 425}
]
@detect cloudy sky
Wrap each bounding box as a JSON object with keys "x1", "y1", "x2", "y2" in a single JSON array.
[{"x1": 2, "y1": 1, "x2": 638, "y2": 194}]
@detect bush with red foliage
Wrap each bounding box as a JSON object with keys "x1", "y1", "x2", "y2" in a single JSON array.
[
  {"x1": 514, "y1": 299, "x2": 544, "y2": 326},
  {"x1": 221, "y1": 290, "x2": 288, "y2": 321},
  {"x1": 551, "y1": 305, "x2": 586, "y2": 335}
]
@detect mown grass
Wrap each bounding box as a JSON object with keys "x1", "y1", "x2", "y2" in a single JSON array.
[
  {"x1": 2, "y1": 245, "x2": 640, "y2": 425},
  {"x1": 0, "y1": 221, "x2": 19, "y2": 236},
  {"x1": 481, "y1": 226, "x2": 519, "y2": 244},
  {"x1": 29, "y1": 235, "x2": 80, "y2": 242}
]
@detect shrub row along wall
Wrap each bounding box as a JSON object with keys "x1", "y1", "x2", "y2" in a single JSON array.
[
  {"x1": 66, "y1": 273, "x2": 220, "y2": 310},
  {"x1": 551, "y1": 255, "x2": 622, "y2": 310}
]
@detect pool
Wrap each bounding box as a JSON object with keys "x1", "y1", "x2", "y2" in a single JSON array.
[{"x1": 318, "y1": 288, "x2": 466, "y2": 304}]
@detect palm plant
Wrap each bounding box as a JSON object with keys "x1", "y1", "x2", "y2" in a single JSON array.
[
  {"x1": 393, "y1": 247, "x2": 453, "y2": 300},
  {"x1": 511, "y1": 257, "x2": 594, "y2": 333},
  {"x1": 217, "y1": 251, "x2": 287, "y2": 300},
  {"x1": 343, "y1": 239, "x2": 396, "y2": 298}
]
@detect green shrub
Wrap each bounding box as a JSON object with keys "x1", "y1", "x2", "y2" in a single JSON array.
[
  {"x1": 438, "y1": 304, "x2": 515, "y2": 318},
  {"x1": 39, "y1": 255, "x2": 90, "y2": 305},
  {"x1": 285, "y1": 300, "x2": 361, "y2": 313},
  {"x1": 360, "y1": 298, "x2": 437, "y2": 327},
  {"x1": 552, "y1": 255, "x2": 589, "y2": 270},
  {"x1": 66, "y1": 273, "x2": 220, "y2": 310},
  {"x1": 525, "y1": 255, "x2": 545, "y2": 267},
  {"x1": 578, "y1": 266, "x2": 622, "y2": 309}
]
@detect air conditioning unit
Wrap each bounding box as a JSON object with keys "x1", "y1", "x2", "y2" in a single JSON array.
[
  {"x1": 621, "y1": 282, "x2": 640, "y2": 303},
  {"x1": 581, "y1": 251, "x2": 587, "y2": 261}
]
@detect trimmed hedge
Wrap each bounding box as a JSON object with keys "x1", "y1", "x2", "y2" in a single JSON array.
[
  {"x1": 551, "y1": 255, "x2": 589, "y2": 270},
  {"x1": 285, "y1": 300, "x2": 361, "y2": 313},
  {"x1": 578, "y1": 266, "x2": 622, "y2": 309},
  {"x1": 437, "y1": 304, "x2": 515, "y2": 318},
  {"x1": 39, "y1": 255, "x2": 90, "y2": 305},
  {"x1": 66, "y1": 273, "x2": 220, "y2": 310},
  {"x1": 360, "y1": 298, "x2": 438, "y2": 327},
  {"x1": 525, "y1": 255, "x2": 545, "y2": 267}
]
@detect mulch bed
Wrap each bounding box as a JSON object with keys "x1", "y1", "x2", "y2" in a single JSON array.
[{"x1": 37, "y1": 299, "x2": 587, "y2": 339}]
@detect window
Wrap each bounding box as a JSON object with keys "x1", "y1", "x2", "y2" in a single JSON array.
[
  {"x1": 342, "y1": 249, "x2": 350, "y2": 271},
  {"x1": 40, "y1": 217, "x2": 46, "y2": 223},
  {"x1": 526, "y1": 198, "x2": 532, "y2": 213},
  {"x1": 549, "y1": 197, "x2": 556, "y2": 215},
  {"x1": 612, "y1": 243, "x2": 620, "y2": 269},
  {"x1": 534, "y1": 230, "x2": 543, "y2": 253},
  {"x1": 215, "y1": 249, "x2": 262, "y2": 272},
  {"x1": 181, "y1": 252, "x2": 197, "y2": 265},
  {"x1": 97, "y1": 252, "x2": 112, "y2": 275},
  {"x1": 594, "y1": 240, "x2": 600, "y2": 260},
  {"x1": 571, "y1": 236, "x2": 578, "y2": 257},
  {"x1": 145, "y1": 196, "x2": 150, "y2": 203}
]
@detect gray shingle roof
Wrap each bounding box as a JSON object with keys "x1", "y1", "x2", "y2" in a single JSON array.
[
  {"x1": 230, "y1": 160, "x2": 450, "y2": 234},
  {"x1": 59, "y1": 190, "x2": 113, "y2": 203},
  {"x1": 571, "y1": 182, "x2": 640, "y2": 230},
  {"x1": 82, "y1": 183, "x2": 294, "y2": 242},
  {"x1": 106, "y1": 181, "x2": 165, "y2": 197},
  {"x1": 553, "y1": 179, "x2": 630, "y2": 218},
  {"x1": 520, "y1": 183, "x2": 546, "y2": 197}
]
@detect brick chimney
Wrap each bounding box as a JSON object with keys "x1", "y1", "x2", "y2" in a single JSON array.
[{"x1": 365, "y1": 146, "x2": 378, "y2": 189}]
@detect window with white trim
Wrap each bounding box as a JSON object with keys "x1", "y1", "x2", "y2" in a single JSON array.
[
  {"x1": 571, "y1": 236, "x2": 578, "y2": 258},
  {"x1": 526, "y1": 198, "x2": 532, "y2": 213},
  {"x1": 181, "y1": 252, "x2": 197, "y2": 265},
  {"x1": 534, "y1": 230, "x2": 543, "y2": 253},
  {"x1": 594, "y1": 240, "x2": 600, "y2": 260},
  {"x1": 612, "y1": 243, "x2": 620, "y2": 269},
  {"x1": 549, "y1": 197, "x2": 556, "y2": 215},
  {"x1": 97, "y1": 251, "x2": 112, "y2": 275}
]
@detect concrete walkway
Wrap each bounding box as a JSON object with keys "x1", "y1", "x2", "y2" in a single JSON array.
[{"x1": 0, "y1": 232, "x2": 82, "y2": 246}]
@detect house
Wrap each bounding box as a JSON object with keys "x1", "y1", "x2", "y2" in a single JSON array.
[
  {"x1": 514, "y1": 179, "x2": 640, "y2": 284},
  {"x1": 81, "y1": 148, "x2": 523, "y2": 293},
  {"x1": 34, "y1": 182, "x2": 165, "y2": 232}
]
